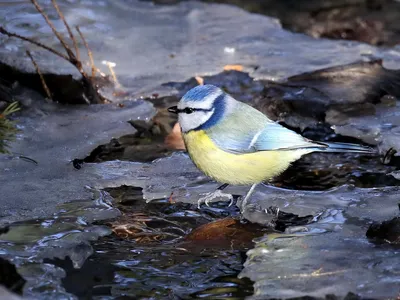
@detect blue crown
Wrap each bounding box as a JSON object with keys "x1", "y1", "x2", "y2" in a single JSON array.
[{"x1": 182, "y1": 84, "x2": 221, "y2": 102}]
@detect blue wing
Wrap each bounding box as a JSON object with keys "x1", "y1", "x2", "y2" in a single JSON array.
[{"x1": 205, "y1": 102, "x2": 319, "y2": 153}]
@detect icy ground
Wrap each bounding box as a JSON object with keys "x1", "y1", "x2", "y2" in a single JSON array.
[{"x1": 1, "y1": 0, "x2": 400, "y2": 298}]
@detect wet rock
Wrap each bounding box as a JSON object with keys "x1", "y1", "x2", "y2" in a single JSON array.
[
  {"x1": 0, "y1": 0, "x2": 389, "y2": 99},
  {"x1": 165, "y1": 70, "x2": 264, "y2": 103},
  {"x1": 254, "y1": 60, "x2": 400, "y2": 130},
  {"x1": 73, "y1": 106, "x2": 179, "y2": 164},
  {"x1": 366, "y1": 216, "x2": 400, "y2": 244},
  {"x1": 239, "y1": 185, "x2": 400, "y2": 299},
  {"x1": 0, "y1": 87, "x2": 154, "y2": 225},
  {"x1": 309, "y1": 19, "x2": 385, "y2": 46},
  {"x1": 193, "y1": 0, "x2": 400, "y2": 46},
  {"x1": 0, "y1": 227, "x2": 8, "y2": 236},
  {"x1": 44, "y1": 255, "x2": 122, "y2": 300},
  {"x1": 0, "y1": 258, "x2": 25, "y2": 295},
  {"x1": 0, "y1": 80, "x2": 12, "y2": 105},
  {"x1": 2, "y1": 1, "x2": 400, "y2": 298},
  {"x1": 0, "y1": 61, "x2": 111, "y2": 104}
]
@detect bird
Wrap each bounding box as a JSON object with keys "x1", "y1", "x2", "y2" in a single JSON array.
[{"x1": 168, "y1": 84, "x2": 374, "y2": 210}]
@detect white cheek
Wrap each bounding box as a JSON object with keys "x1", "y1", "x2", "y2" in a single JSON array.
[{"x1": 179, "y1": 111, "x2": 213, "y2": 132}]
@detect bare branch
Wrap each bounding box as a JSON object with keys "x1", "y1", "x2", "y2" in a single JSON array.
[
  {"x1": 51, "y1": 0, "x2": 80, "y2": 62},
  {"x1": 0, "y1": 26, "x2": 70, "y2": 61},
  {"x1": 26, "y1": 50, "x2": 52, "y2": 101},
  {"x1": 0, "y1": 0, "x2": 105, "y2": 104},
  {"x1": 29, "y1": 0, "x2": 76, "y2": 62},
  {"x1": 102, "y1": 60, "x2": 121, "y2": 88},
  {"x1": 76, "y1": 26, "x2": 96, "y2": 79}
]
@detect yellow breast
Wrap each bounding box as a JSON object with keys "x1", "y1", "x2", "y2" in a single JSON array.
[{"x1": 183, "y1": 130, "x2": 311, "y2": 185}]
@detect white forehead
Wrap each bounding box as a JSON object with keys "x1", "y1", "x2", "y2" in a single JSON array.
[{"x1": 177, "y1": 89, "x2": 223, "y2": 110}]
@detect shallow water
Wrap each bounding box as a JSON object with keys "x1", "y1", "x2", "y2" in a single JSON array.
[
  {"x1": 0, "y1": 191, "x2": 118, "y2": 299},
  {"x1": 53, "y1": 187, "x2": 258, "y2": 299}
]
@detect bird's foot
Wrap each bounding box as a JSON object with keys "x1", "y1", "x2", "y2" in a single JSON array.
[{"x1": 197, "y1": 190, "x2": 234, "y2": 209}]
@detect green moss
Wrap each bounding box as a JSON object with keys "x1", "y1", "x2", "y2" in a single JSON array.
[{"x1": 0, "y1": 102, "x2": 20, "y2": 154}]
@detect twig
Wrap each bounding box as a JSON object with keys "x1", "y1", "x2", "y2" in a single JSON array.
[
  {"x1": 51, "y1": 0, "x2": 80, "y2": 62},
  {"x1": 29, "y1": 0, "x2": 76, "y2": 62},
  {"x1": 0, "y1": 26, "x2": 69, "y2": 61},
  {"x1": 26, "y1": 50, "x2": 52, "y2": 100},
  {"x1": 102, "y1": 60, "x2": 121, "y2": 88},
  {"x1": 76, "y1": 26, "x2": 96, "y2": 79},
  {"x1": 0, "y1": 0, "x2": 104, "y2": 104}
]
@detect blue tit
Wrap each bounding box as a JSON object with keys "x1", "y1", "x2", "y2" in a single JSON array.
[{"x1": 168, "y1": 84, "x2": 374, "y2": 209}]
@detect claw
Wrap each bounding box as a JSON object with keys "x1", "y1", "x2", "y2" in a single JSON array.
[{"x1": 197, "y1": 189, "x2": 234, "y2": 208}]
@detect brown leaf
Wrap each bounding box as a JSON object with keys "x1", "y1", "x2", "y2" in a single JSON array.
[
  {"x1": 195, "y1": 76, "x2": 204, "y2": 85},
  {"x1": 223, "y1": 64, "x2": 243, "y2": 71},
  {"x1": 185, "y1": 218, "x2": 267, "y2": 249},
  {"x1": 164, "y1": 122, "x2": 186, "y2": 150}
]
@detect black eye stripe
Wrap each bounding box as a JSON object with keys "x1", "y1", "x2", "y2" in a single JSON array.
[{"x1": 177, "y1": 107, "x2": 213, "y2": 114}]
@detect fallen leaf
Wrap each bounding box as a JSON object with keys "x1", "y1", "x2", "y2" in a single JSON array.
[
  {"x1": 195, "y1": 76, "x2": 204, "y2": 85},
  {"x1": 168, "y1": 192, "x2": 176, "y2": 204},
  {"x1": 185, "y1": 218, "x2": 267, "y2": 249},
  {"x1": 223, "y1": 64, "x2": 243, "y2": 71},
  {"x1": 164, "y1": 122, "x2": 186, "y2": 150}
]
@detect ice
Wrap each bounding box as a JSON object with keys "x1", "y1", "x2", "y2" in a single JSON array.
[
  {"x1": 0, "y1": 88, "x2": 155, "y2": 225},
  {"x1": 0, "y1": 188, "x2": 117, "y2": 298},
  {"x1": 332, "y1": 101, "x2": 400, "y2": 155},
  {"x1": 83, "y1": 153, "x2": 400, "y2": 298},
  {"x1": 238, "y1": 185, "x2": 400, "y2": 299},
  {"x1": 1, "y1": 0, "x2": 400, "y2": 298},
  {"x1": 1, "y1": 0, "x2": 400, "y2": 98}
]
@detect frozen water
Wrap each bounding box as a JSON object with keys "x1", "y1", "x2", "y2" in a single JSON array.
[
  {"x1": 1, "y1": 0, "x2": 400, "y2": 98},
  {"x1": 0, "y1": 191, "x2": 117, "y2": 299},
  {"x1": 85, "y1": 153, "x2": 400, "y2": 298},
  {"x1": 1, "y1": 0, "x2": 400, "y2": 298},
  {"x1": 332, "y1": 101, "x2": 400, "y2": 155},
  {"x1": 239, "y1": 185, "x2": 400, "y2": 299},
  {"x1": 0, "y1": 88, "x2": 155, "y2": 225}
]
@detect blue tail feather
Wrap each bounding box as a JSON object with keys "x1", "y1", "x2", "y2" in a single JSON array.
[{"x1": 315, "y1": 142, "x2": 375, "y2": 154}]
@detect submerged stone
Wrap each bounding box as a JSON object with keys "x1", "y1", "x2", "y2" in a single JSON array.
[
  {"x1": 366, "y1": 216, "x2": 400, "y2": 244},
  {"x1": 0, "y1": 257, "x2": 25, "y2": 295}
]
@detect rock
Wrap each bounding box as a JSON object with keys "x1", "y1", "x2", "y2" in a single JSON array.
[
  {"x1": 366, "y1": 216, "x2": 400, "y2": 243},
  {"x1": 0, "y1": 0, "x2": 391, "y2": 99},
  {"x1": 254, "y1": 60, "x2": 400, "y2": 130},
  {"x1": 0, "y1": 258, "x2": 25, "y2": 296}
]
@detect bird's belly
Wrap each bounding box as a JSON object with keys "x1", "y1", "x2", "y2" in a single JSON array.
[{"x1": 183, "y1": 130, "x2": 310, "y2": 185}]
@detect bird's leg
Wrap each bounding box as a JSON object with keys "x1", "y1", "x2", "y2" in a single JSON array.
[
  {"x1": 197, "y1": 183, "x2": 233, "y2": 208},
  {"x1": 238, "y1": 183, "x2": 257, "y2": 211}
]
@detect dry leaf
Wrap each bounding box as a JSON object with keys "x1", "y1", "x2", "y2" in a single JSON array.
[
  {"x1": 164, "y1": 122, "x2": 186, "y2": 150},
  {"x1": 223, "y1": 64, "x2": 243, "y2": 71},
  {"x1": 195, "y1": 76, "x2": 204, "y2": 85}
]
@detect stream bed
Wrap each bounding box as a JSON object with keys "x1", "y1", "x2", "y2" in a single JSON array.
[{"x1": 1, "y1": 0, "x2": 400, "y2": 299}]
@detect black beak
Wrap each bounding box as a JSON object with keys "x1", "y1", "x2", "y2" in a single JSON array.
[{"x1": 168, "y1": 106, "x2": 178, "y2": 114}]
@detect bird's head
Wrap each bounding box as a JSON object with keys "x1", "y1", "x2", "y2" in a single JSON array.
[{"x1": 168, "y1": 85, "x2": 232, "y2": 132}]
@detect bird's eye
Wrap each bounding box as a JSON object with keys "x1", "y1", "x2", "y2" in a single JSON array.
[{"x1": 184, "y1": 107, "x2": 194, "y2": 114}]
